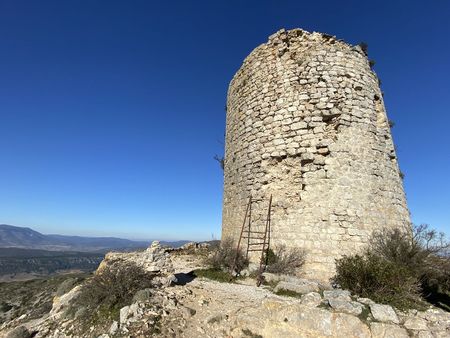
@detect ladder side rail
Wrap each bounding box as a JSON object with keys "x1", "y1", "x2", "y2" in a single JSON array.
[
  {"x1": 246, "y1": 197, "x2": 252, "y2": 260},
  {"x1": 256, "y1": 194, "x2": 272, "y2": 286},
  {"x1": 231, "y1": 195, "x2": 252, "y2": 274}
]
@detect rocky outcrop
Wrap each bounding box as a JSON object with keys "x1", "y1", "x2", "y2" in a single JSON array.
[
  {"x1": 2, "y1": 249, "x2": 449, "y2": 338},
  {"x1": 98, "y1": 240, "x2": 174, "y2": 275}
]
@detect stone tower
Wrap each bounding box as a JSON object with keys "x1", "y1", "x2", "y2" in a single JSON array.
[{"x1": 222, "y1": 29, "x2": 410, "y2": 280}]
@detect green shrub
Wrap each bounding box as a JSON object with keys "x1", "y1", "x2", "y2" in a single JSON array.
[
  {"x1": 334, "y1": 224, "x2": 450, "y2": 310},
  {"x1": 334, "y1": 253, "x2": 422, "y2": 309},
  {"x1": 265, "y1": 245, "x2": 306, "y2": 275},
  {"x1": 74, "y1": 263, "x2": 156, "y2": 322},
  {"x1": 205, "y1": 238, "x2": 248, "y2": 274}
]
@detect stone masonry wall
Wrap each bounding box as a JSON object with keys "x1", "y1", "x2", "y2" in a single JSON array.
[{"x1": 222, "y1": 28, "x2": 411, "y2": 280}]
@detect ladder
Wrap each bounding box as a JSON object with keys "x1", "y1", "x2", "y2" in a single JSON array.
[{"x1": 231, "y1": 194, "x2": 272, "y2": 286}]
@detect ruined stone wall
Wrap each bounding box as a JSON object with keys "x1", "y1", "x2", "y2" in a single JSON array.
[{"x1": 222, "y1": 29, "x2": 411, "y2": 280}]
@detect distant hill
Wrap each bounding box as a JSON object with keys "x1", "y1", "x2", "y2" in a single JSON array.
[
  {"x1": 0, "y1": 247, "x2": 104, "y2": 278},
  {"x1": 0, "y1": 224, "x2": 188, "y2": 252}
]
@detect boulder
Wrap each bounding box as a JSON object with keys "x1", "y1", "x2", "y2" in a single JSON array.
[
  {"x1": 119, "y1": 305, "x2": 130, "y2": 325},
  {"x1": 133, "y1": 288, "x2": 153, "y2": 303},
  {"x1": 274, "y1": 280, "x2": 319, "y2": 294},
  {"x1": 403, "y1": 316, "x2": 429, "y2": 331},
  {"x1": 234, "y1": 299, "x2": 371, "y2": 338},
  {"x1": 369, "y1": 304, "x2": 399, "y2": 324},
  {"x1": 328, "y1": 299, "x2": 363, "y2": 315},
  {"x1": 323, "y1": 289, "x2": 352, "y2": 302},
  {"x1": 370, "y1": 322, "x2": 409, "y2": 338},
  {"x1": 416, "y1": 332, "x2": 434, "y2": 338},
  {"x1": 180, "y1": 242, "x2": 198, "y2": 250},
  {"x1": 50, "y1": 284, "x2": 82, "y2": 318},
  {"x1": 300, "y1": 292, "x2": 322, "y2": 307},
  {"x1": 109, "y1": 321, "x2": 119, "y2": 335},
  {"x1": 97, "y1": 240, "x2": 174, "y2": 279}
]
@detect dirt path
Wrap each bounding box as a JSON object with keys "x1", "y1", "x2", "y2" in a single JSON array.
[{"x1": 168, "y1": 255, "x2": 289, "y2": 338}]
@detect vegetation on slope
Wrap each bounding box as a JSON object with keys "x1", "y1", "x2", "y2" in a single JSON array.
[{"x1": 334, "y1": 224, "x2": 450, "y2": 310}]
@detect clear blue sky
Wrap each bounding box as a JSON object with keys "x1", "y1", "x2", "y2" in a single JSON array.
[{"x1": 1, "y1": 0, "x2": 449, "y2": 241}]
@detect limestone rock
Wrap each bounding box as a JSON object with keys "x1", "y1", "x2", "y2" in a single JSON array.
[
  {"x1": 96, "y1": 240, "x2": 174, "y2": 285},
  {"x1": 132, "y1": 288, "x2": 153, "y2": 303},
  {"x1": 119, "y1": 305, "x2": 130, "y2": 325},
  {"x1": 369, "y1": 304, "x2": 400, "y2": 324},
  {"x1": 370, "y1": 322, "x2": 409, "y2": 338},
  {"x1": 323, "y1": 289, "x2": 352, "y2": 302},
  {"x1": 357, "y1": 297, "x2": 375, "y2": 305},
  {"x1": 274, "y1": 279, "x2": 319, "y2": 294},
  {"x1": 5, "y1": 326, "x2": 31, "y2": 338},
  {"x1": 300, "y1": 292, "x2": 323, "y2": 307},
  {"x1": 50, "y1": 284, "x2": 82, "y2": 319},
  {"x1": 236, "y1": 299, "x2": 371, "y2": 338},
  {"x1": 180, "y1": 241, "x2": 198, "y2": 250},
  {"x1": 181, "y1": 306, "x2": 196, "y2": 317},
  {"x1": 328, "y1": 299, "x2": 363, "y2": 315},
  {"x1": 403, "y1": 316, "x2": 429, "y2": 330},
  {"x1": 109, "y1": 321, "x2": 118, "y2": 335}
]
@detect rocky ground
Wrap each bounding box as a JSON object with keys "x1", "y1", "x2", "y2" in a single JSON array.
[{"x1": 1, "y1": 242, "x2": 449, "y2": 338}]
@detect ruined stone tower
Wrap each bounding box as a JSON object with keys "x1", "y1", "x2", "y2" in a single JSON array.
[{"x1": 222, "y1": 29, "x2": 410, "y2": 280}]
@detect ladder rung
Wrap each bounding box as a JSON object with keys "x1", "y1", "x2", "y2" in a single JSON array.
[
  {"x1": 248, "y1": 242, "x2": 266, "y2": 246},
  {"x1": 247, "y1": 231, "x2": 266, "y2": 234},
  {"x1": 247, "y1": 249, "x2": 265, "y2": 252},
  {"x1": 242, "y1": 236, "x2": 264, "y2": 239}
]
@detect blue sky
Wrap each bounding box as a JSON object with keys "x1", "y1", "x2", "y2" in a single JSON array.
[{"x1": 0, "y1": 0, "x2": 449, "y2": 241}]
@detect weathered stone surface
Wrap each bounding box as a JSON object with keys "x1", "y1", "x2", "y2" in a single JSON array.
[
  {"x1": 96, "y1": 240, "x2": 174, "y2": 287},
  {"x1": 370, "y1": 322, "x2": 409, "y2": 338},
  {"x1": 357, "y1": 297, "x2": 375, "y2": 305},
  {"x1": 5, "y1": 326, "x2": 31, "y2": 338},
  {"x1": 221, "y1": 28, "x2": 410, "y2": 281},
  {"x1": 416, "y1": 331, "x2": 434, "y2": 338},
  {"x1": 328, "y1": 299, "x2": 363, "y2": 315},
  {"x1": 369, "y1": 304, "x2": 400, "y2": 324},
  {"x1": 132, "y1": 288, "x2": 153, "y2": 303},
  {"x1": 235, "y1": 299, "x2": 371, "y2": 338},
  {"x1": 119, "y1": 305, "x2": 130, "y2": 325},
  {"x1": 50, "y1": 285, "x2": 82, "y2": 319},
  {"x1": 181, "y1": 306, "x2": 197, "y2": 317},
  {"x1": 274, "y1": 280, "x2": 320, "y2": 294},
  {"x1": 323, "y1": 289, "x2": 352, "y2": 302},
  {"x1": 300, "y1": 292, "x2": 322, "y2": 307},
  {"x1": 403, "y1": 316, "x2": 429, "y2": 330},
  {"x1": 109, "y1": 321, "x2": 118, "y2": 335},
  {"x1": 5, "y1": 253, "x2": 450, "y2": 338}
]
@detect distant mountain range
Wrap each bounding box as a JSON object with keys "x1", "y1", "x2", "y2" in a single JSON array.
[{"x1": 0, "y1": 224, "x2": 189, "y2": 252}]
